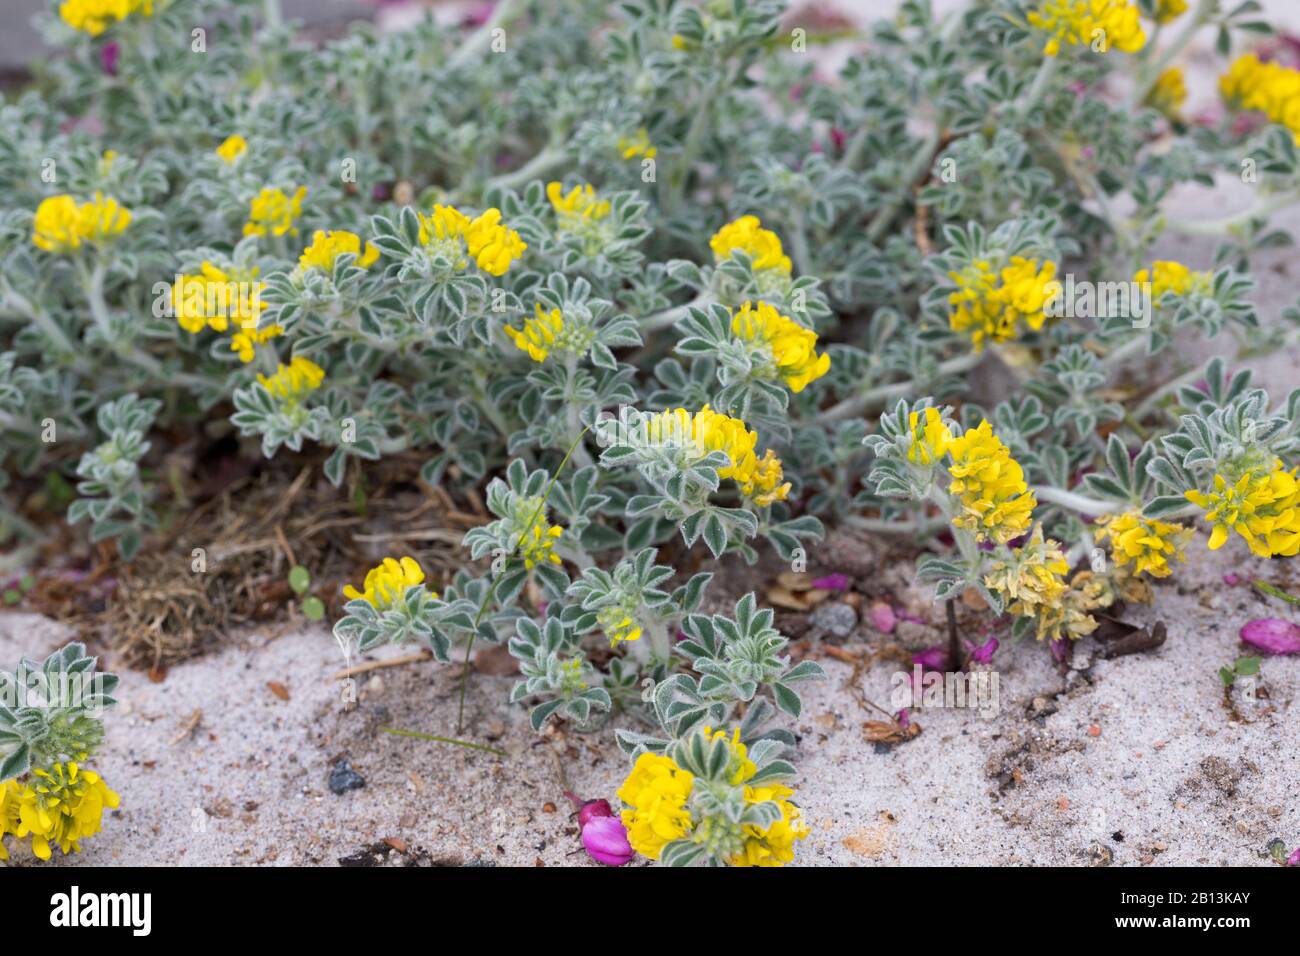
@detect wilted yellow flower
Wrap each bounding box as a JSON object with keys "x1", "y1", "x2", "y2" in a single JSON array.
[
  {"x1": 547, "y1": 182, "x2": 611, "y2": 224},
  {"x1": 32, "y1": 193, "x2": 131, "y2": 253},
  {"x1": 1133, "y1": 259, "x2": 1204, "y2": 299},
  {"x1": 343, "y1": 556, "x2": 429, "y2": 608},
  {"x1": 504, "y1": 305, "x2": 565, "y2": 362},
  {"x1": 1219, "y1": 53, "x2": 1300, "y2": 142},
  {"x1": 243, "y1": 185, "x2": 307, "y2": 238},
  {"x1": 618, "y1": 752, "x2": 694, "y2": 860},
  {"x1": 730, "y1": 300, "x2": 830, "y2": 393},
  {"x1": 985, "y1": 528, "x2": 1070, "y2": 611},
  {"x1": 1147, "y1": 67, "x2": 1187, "y2": 118},
  {"x1": 1096, "y1": 510, "x2": 1190, "y2": 577},
  {"x1": 1027, "y1": 0, "x2": 1145, "y2": 57},
  {"x1": 59, "y1": 0, "x2": 152, "y2": 35},
  {"x1": 1185, "y1": 462, "x2": 1300, "y2": 557},
  {"x1": 216, "y1": 134, "x2": 247, "y2": 164},
  {"x1": 298, "y1": 230, "x2": 379, "y2": 272},
  {"x1": 907, "y1": 407, "x2": 953, "y2": 466},
  {"x1": 418, "y1": 204, "x2": 526, "y2": 276},
  {"x1": 13, "y1": 763, "x2": 119, "y2": 860},
  {"x1": 710, "y1": 215, "x2": 792, "y2": 275},
  {"x1": 257, "y1": 356, "x2": 325, "y2": 404},
  {"x1": 731, "y1": 782, "x2": 809, "y2": 867},
  {"x1": 617, "y1": 128, "x2": 657, "y2": 160},
  {"x1": 948, "y1": 257, "x2": 1057, "y2": 352},
  {"x1": 947, "y1": 420, "x2": 1037, "y2": 543}
]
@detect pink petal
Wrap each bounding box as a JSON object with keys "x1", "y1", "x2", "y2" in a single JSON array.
[
  {"x1": 582, "y1": 815, "x2": 634, "y2": 866},
  {"x1": 811, "y1": 573, "x2": 850, "y2": 591},
  {"x1": 1240, "y1": 618, "x2": 1300, "y2": 656},
  {"x1": 869, "y1": 602, "x2": 897, "y2": 634}
]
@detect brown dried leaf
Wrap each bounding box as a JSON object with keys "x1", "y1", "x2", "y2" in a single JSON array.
[{"x1": 267, "y1": 681, "x2": 291, "y2": 701}]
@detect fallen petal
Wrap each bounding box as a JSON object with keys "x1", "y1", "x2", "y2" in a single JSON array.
[{"x1": 1240, "y1": 618, "x2": 1300, "y2": 656}]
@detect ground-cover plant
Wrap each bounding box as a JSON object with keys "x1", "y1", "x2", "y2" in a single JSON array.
[{"x1": 3, "y1": 0, "x2": 1300, "y2": 865}]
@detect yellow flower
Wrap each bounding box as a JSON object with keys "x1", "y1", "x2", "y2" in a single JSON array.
[
  {"x1": 1133, "y1": 259, "x2": 1203, "y2": 298},
  {"x1": 907, "y1": 407, "x2": 953, "y2": 466},
  {"x1": 618, "y1": 752, "x2": 694, "y2": 860},
  {"x1": 243, "y1": 185, "x2": 307, "y2": 238},
  {"x1": 0, "y1": 779, "x2": 19, "y2": 861},
  {"x1": 59, "y1": 0, "x2": 152, "y2": 35},
  {"x1": 744, "y1": 448, "x2": 792, "y2": 507},
  {"x1": 504, "y1": 305, "x2": 564, "y2": 362},
  {"x1": 1153, "y1": 0, "x2": 1187, "y2": 24},
  {"x1": 946, "y1": 420, "x2": 1038, "y2": 543},
  {"x1": 731, "y1": 782, "x2": 808, "y2": 867},
  {"x1": 229, "y1": 324, "x2": 284, "y2": 364},
  {"x1": 216, "y1": 134, "x2": 247, "y2": 164},
  {"x1": 343, "y1": 556, "x2": 429, "y2": 609},
  {"x1": 984, "y1": 528, "x2": 1070, "y2": 613},
  {"x1": 617, "y1": 128, "x2": 657, "y2": 160},
  {"x1": 1147, "y1": 67, "x2": 1187, "y2": 119},
  {"x1": 1220, "y1": 53, "x2": 1300, "y2": 144},
  {"x1": 298, "y1": 229, "x2": 380, "y2": 272},
  {"x1": 1185, "y1": 462, "x2": 1300, "y2": 557},
  {"x1": 516, "y1": 519, "x2": 564, "y2": 569},
  {"x1": 1096, "y1": 510, "x2": 1190, "y2": 577},
  {"x1": 709, "y1": 215, "x2": 792, "y2": 275},
  {"x1": 1035, "y1": 571, "x2": 1106, "y2": 642},
  {"x1": 417, "y1": 204, "x2": 526, "y2": 276},
  {"x1": 171, "y1": 262, "x2": 265, "y2": 335},
  {"x1": 1027, "y1": 0, "x2": 1145, "y2": 57},
  {"x1": 948, "y1": 257, "x2": 1057, "y2": 352},
  {"x1": 13, "y1": 762, "x2": 119, "y2": 860},
  {"x1": 642, "y1": 406, "x2": 791, "y2": 507},
  {"x1": 596, "y1": 604, "x2": 642, "y2": 646},
  {"x1": 257, "y1": 356, "x2": 325, "y2": 404},
  {"x1": 546, "y1": 181, "x2": 611, "y2": 224},
  {"x1": 32, "y1": 193, "x2": 130, "y2": 253},
  {"x1": 730, "y1": 300, "x2": 830, "y2": 393},
  {"x1": 703, "y1": 726, "x2": 758, "y2": 785}
]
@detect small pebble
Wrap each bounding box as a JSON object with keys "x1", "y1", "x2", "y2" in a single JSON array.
[
  {"x1": 1087, "y1": 724, "x2": 1101, "y2": 737},
  {"x1": 328, "y1": 758, "x2": 366, "y2": 795},
  {"x1": 810, "y1": 601, "x2": 857, "y2": 638},
  {"x1": 542, "y1": 802, "x2": 557, "y2": 813}
]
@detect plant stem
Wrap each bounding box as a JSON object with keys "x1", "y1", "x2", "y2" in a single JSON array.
[
  {"x1": 1127, "y1": 0, "x2": 1214, "y2": 109},
  {"x1": 448, "y1": 0, "x2": 523, "y2": 70},
  {"x1": 1017, "y1": 55, "x2": 1058, "y2": 124},
  {"x1": 639, "y1": 292, "x2": 711, "y2": 331},
  {"x1": 1033, "y1": 485, "x2": 1116, "y2": 517},
  {"x1": 379, "y1": 726, "x2": 506, "y2": 756},
  {"x1": 816, "y1": 351, "x2": 983, "y2": 424},
  {"x1": 483, "y1": 145, "x2": 567, "y2": 195}
]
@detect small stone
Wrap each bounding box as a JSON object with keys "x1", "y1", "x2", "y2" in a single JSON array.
[
  {"x1": 1087, "y1": 724, "x2": 1101, "y2": 737},
  {"x1": 1056, "y1": 797, "x2": 1070, "y2": 811},
  {"x1": 809, "y1": 601, "x2": 857, "y2": 637},
  {"x1": 1087, "y1": 843, "x2": 1113, "y2": 866},
  {"x1": 328, "y1": 758, "x2": 366, "y2": 795},
  {"x1": 542, "y1": 802, "x2": 557, "y2": 813}
]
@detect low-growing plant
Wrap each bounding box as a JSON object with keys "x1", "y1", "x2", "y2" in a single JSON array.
[{"x1": 3, "y1": 0, "x2": 1300, "y2": 865}]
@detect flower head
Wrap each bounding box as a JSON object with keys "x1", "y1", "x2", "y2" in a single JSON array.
[
  {"x1": 617, "y1": 752, "x2": 694, "y2": 860},
  {"x1": 730, "y1": 300, "x2": 830, "y2": 393},
  {"x1": 343, "y1": 556, "x2": 428, "y2": 609},
  {"x1": 643, "y1": 406, "x2": 790, "y2": 507},
  {"x1": 547, "y1": 181, "x2": 611, "y2": 224},
  {"x1": 1154, "y1": 0, "x2": 1187, "y2": 24},
  {"x1": 298, "y1": 229, "x2": 380, "y2": 273},
  {"x1": 216, "y1": 134, "x2": 247, "y2": 164},
  {"x1": 907, "y1": 407, "x2": 953, "y2": 466},
  {"x1": 59, "y1": 0, "x2": 153, "y2": 35},
  {"x1": 731, "y1": 782, "x2": 809, "y2": 867},
  {"x1": 582, "y1": 814, "x2": 635, "y2": 866},
  {"x1": 1147, "y1": 67, "x2": 1187, "y2": 119},
  {"x1": 617, "y1": 128, "x2": 657, "y2": 160},
  {"x1": 418, "y1": 204, "x2": 526, "y2": 276},
  {"x1": 946, "y1": 420, "x2": 1037, "y2": 543},
  {"x1": 1134, "y1": 259, "x2": 1205, "y2": 299},
  {"x1": 244, "y1": 186, "x2": 307, "y2": 239},
  {"x1": 256, "y1": 356, "x2": 325, "y2": 404},
  {"x1": 1220, "y1": 53, "x2": 1300, "y2": 143},
  {"x1": 504, "y1": 305, "x2": 565, "y2": 362},
  {"x1": 596, "y1": 602, "x2": 643, "y2": 646},
  {"x1": 710, "y1": 215, "x2": 792, "y2": 275},
  {"x1": 948, "y1": 257, "x2": 1057, "y2": 351},
  {"x1": 1096, "y1": 510, "x2": 1190, "y2": 578},
  {"x1": 1027, "y1": 0, "x2": 1145, "y2": 57},
  {"x1": 984, "y1": 527, "x2": 1070, "y2": 616},
  {"x1": 32, "y1": 193, "x2": 130, "y2": 253},
  {"x1": 1185, "y1": 462, "x2": 1300, "y2": 557},
  {"x1": 13, "y1": 762, "x2": 118, "y2": 860}
]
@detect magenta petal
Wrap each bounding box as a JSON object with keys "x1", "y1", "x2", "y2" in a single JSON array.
[
  {"x1": 1287, "y1": 847, "x2": 1300, "y2": 867},
  {"x1": 576, "y1": 798, "x2": 614, "y2": 827},
  {"x1": 1240, "y1": 618, "x2": 1300, "y2": 656},
  {"x1": 100, "y1": 41, "x2": 120, "y2": 77},
  {"x1": 582, "y1": 815, "x2": 634, "y2": 866},
  {"x1": 869, "y1": 602, "x2": 897, "y2": 634},
  {"x1": 894, "y1": 708, "x2": 910, "y2": 728},
  {"x1": 964, "y1": 636, "x2": 999, "y2": 664},
  {"x1": 1222, "y1": 573, "x2": 1241, "y2": 586},
  {"x1": 1050, "y1": 637, "x2": 1070, "y2": 662},
  {"x1": 912, "y1": 645, "x2": 947, "y2": 671},
  {"x1": 810, "y1": 573, "x2": 850, "y2": 591}
]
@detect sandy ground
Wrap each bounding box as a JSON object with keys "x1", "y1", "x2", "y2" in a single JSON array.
[{"x1": 2, "y1": 3, "x2": 1300, "y2": 867}]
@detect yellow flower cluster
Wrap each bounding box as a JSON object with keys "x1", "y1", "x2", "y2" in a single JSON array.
[
  {"x1": 343, "y1": 556, "x2": 431, "y2": 609},
  {"x1": 730, "y1": 300, "x2": 831, "y2": 393},
  {"x1": 418, "y1": 204, "x2": 527, "y2": 277},
  {"x1": 946, "y1": 420, "x2": 1038, "y2": 543},
  {"x1": 32, "y1": 193, "x2": 131, "y2": 253},
  {"x1": 547, "y1": 182, "x2": 611, "y2": 224},
  {"x1": 984, "y1": 528, "x2": 1070, "y2": 614},
  {"x1": 244, "y1": 186, "x2": 308, "y2": 239},
  {"x1": 709, "y1": 215, "x2": 792, "y2": 275},
  {"x1": 1147, "y1": 67, "x2": 1187, "y2": 119},
  {"x1": 596, "y1": 603, "x2": 643, "y2": 646},
  {"x1": 1185, "y1": 462, "x2": 1300, "y2": 557},
  {"x1": 906, "y1": 407, "x2": 953, "y2": 466},
  {"x1": 504, "y1": 305, "x2": 564, "y2": 362},
  {"x1": 1220, "y1": 53, "x2": 1300, "y2": 143},
  {"x1": 516, "y1": 518, "x2": 565, "y2": 569},
  {"x1": 298, "y1": 230, "x2": 380, "y2": 272},
  {"x1": 171, "y1": 263, "x2": 280, "y2": 364},
  {"x1": 617, "y1": 128, "x2": 657, "y2": 160},
  {"x1": 1027, "y1": 0, "x2": 1145, "y2": 57},
  {"x1": 1096, "y1": 510, "x2": 1190, "y2": 577},
  {"x1": 1134, "y1": 259, "x2": 1204, "y2": 299},
  {"x1": 216, "y1": 134, "x2": 247, "y2": 164},
  {"x1": 1154, "y1": 0, "x2": 1187, "y2": 24},
  {"x1": 0, "y1": 763, "x2": 118, "y2": 861},
  {"x1": 617, "y1": 730, "x2": 807, "y2": 866},
  {"x1": 947, "y1": 257, "x2": 1057, "y2": 352},
  {"x1": 257, "y1": 355, "x2": 325, "y2": 404},
  {"x1": 642, "y1": 406, "x2": 791, "y2": 506},
  {"x1": 59, "y1": 0, "x2": 152, "y2": 35}
]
